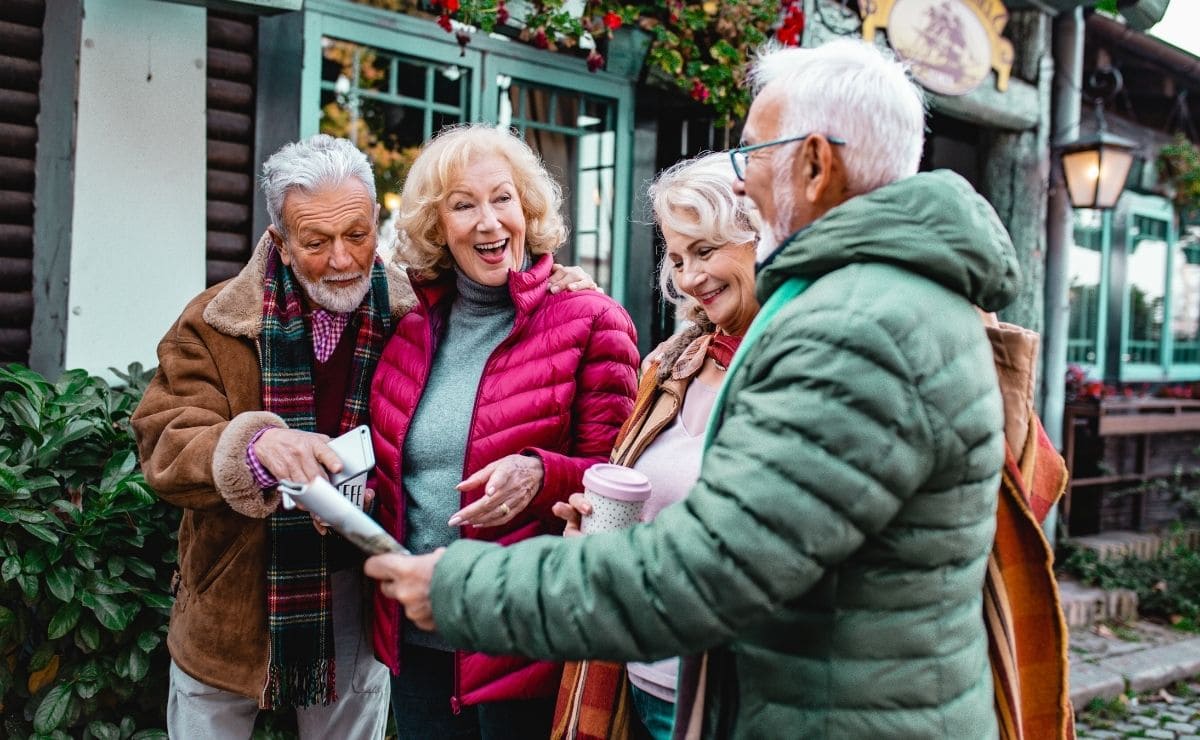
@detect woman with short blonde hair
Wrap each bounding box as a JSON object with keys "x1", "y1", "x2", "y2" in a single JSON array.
[
  {"x1": 397, "y1": 124, "x2": 568, "y2": 281},
  {"x1": 369, "y1": 123, "x2": 639, "y2": 739}
]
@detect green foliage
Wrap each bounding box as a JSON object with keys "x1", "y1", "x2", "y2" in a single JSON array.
[
  {"x1": 1158, "y1": 134, "x2": 1200, "y2": 217},
  {"x1": 1063, "y1": 539, "x2": 1200, "y2": 632},
  {"x1": 0, "y1": 363, "x2": 178, "y2": 737}
]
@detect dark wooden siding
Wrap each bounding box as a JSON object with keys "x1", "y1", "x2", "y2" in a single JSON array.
[
  {"x1": 0, "y1": 0, "x2": 44, "y2": 365},
  {"x1": 207, "y1": 11, "x2": 257, "y2": 286}
]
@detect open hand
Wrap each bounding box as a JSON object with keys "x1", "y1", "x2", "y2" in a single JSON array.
[
  {"x1": 449, "y1": 454, "x2": 544, "y2": 528},
  {"x1": 364, "y1": 549, "x2": 443, "y2": 631}
]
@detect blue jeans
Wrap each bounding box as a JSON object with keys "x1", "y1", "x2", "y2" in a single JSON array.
[
  {"x1": 390, "y1": 643, "x2": 554, "y2": 740},
  {"x1": 630, "y1": 683, "x2": 675, "y2": 740}
]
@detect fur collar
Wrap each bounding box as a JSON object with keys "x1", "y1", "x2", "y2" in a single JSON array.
[{"x1": 203, "y1": 230, "x2": 417, "y2": 339}]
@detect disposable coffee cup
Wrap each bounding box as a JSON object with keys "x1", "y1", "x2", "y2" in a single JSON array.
[{"x1": 580, "y1": 463, "x2": 652, "y2": 534}]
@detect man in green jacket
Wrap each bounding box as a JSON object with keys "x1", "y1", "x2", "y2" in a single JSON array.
[{"x1": 366, "y1": 38, "x2": 1021, "y2": 738}]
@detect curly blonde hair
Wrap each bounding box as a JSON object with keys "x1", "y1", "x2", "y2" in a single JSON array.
[{"x1": 396, "y1": 124, "x2": 568, "y2": 280}]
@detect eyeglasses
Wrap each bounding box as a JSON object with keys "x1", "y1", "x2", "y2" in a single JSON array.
[{"x1": 729, "y1": 134, "x2": 847, "y2": 181}]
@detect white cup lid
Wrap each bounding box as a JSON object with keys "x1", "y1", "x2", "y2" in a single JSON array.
[{"x1": 583, "y1": 463, "x2": 652, "y2": 502}]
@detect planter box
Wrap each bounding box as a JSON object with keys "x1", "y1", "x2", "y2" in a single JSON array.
[{"x1": 1062, "y1": 398, "x2": 1200, "y2": 534}]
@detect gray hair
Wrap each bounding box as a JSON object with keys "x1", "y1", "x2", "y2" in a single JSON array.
[
  {"x1": 748, "y1": 39, "x2": 927, "y2": 194},
  {"x1": 259, "y1": 134, "x2": 376, "y2": 239},
  {"x1": 648, "y1": 152, "x2": 758, "y2": 325}
]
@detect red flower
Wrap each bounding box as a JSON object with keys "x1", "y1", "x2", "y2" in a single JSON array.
[
  {"x1": 587, "y1": 49, "x2": 605, "y2": 72},
  {"x1": 533, "y1": 28, "x2": 549, "y2": 49},
  {"x1": 777, "y1": 8, "x2": 804, "y2": 46},
  {"x1": 456, "y1": 29, "x2": 472, "y2": 49},
  {"x1": 604, "y1": 10, "x2": 622, "y2": 30},
  {"x1": 690, "y1": 79, "x2": 710, "y2": 102},
  {"x1": 497, "y1": 2, "x2": 510, "y2": 24},
  {"x1": 444, "y1": 0, "x2": 460, "y2": 12},
  {"x1": 437, "y1": 13, "x2": 453, "y2": 32}
]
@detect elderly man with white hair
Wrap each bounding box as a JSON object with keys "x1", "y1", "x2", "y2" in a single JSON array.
[{"x1": 366, "y1": 39, "x2": 1022, "y2": 738}]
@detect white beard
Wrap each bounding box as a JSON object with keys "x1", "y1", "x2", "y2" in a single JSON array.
[
  {"x1": 294, "y1": 269, "x2": 371, "y2": 313},
  {"x1": 757, "y1": 220, "x2": 781, "y2": 262}
]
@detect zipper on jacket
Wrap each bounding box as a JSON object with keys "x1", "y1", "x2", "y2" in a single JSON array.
[{"x1": 451, "y1": 650, "x2": 463, "y2": 715}]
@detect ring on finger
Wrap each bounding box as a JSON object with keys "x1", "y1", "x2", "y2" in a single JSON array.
[{"x1": 499, "y1": 502, "x2": 511, "y2": 516}]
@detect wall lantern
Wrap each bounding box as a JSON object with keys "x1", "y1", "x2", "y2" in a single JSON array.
[{"x1": 1058, "y1": 68, "x2": 1138, "y2": 210}]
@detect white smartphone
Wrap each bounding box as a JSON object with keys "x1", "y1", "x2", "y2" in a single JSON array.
[{"x1": 327, "y1": 425, "x2": 375, "y2": 510}]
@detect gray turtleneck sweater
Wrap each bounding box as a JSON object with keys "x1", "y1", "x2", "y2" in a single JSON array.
[{"x1": 402, "y1": 269, "x2": 515, "y2": 648}]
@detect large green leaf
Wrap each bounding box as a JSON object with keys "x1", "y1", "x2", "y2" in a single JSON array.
[
  {"x1": 47, "y1": 602, "x2": 82, "y2": 640},
  {"x1": 1, "y1": 555, "x2": 20, "y2": 582},
  {"x1": 135, "y1": 630, "x2": 160, "y2": 652},
  {"x1": 23, "y1": 548, "x2": 48, "y2": 575},
  {"x1": 33, "y1": 683, "x2": 74, "y2": 733},
  {"x1": 21, "y1": 521, "x2": 60, "y2": 545},
  {"x1": 19, "y1": 572, "x2": 39, "y2": 599},
  {"x1": 126, "y1": 648, "x2": 149, "y2": 682},
  {"x1": 99, "y1": 451, "x2": 137, "y2": 493},
  {"x1": 81, "y1": 592, "x2": 130, "y2": 631},
  {"x1": 4, "y1": 390, "x2": 43, "y2": 436},
  {"x1": 75, "y1": 619, "x2": 100, "y2": 652},
  {"x1": 45, "y1": 567, "x2": 76, "y2": 603},
  {"x1": 87, "y1": 720, "x2": 120, "y2": 740},
  {"x1": 124, "y1": 558, "x2": 156, "y2": 580}
]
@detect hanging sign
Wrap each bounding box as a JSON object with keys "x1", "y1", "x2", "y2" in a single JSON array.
[{"x1": 859, "y1": 0, "x2": 1013, "y2": 97}]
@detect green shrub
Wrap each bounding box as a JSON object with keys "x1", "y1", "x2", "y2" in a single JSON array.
[
  {"x1": 0, "y1": 363, "x2": 178, "y2": 738},
  {"x1": 1063, "y1": 536, "x2": 1200, "y2": 631}
]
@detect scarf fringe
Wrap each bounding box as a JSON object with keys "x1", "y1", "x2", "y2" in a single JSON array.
[{"x1": 264, "y1": 659, "x2": 338, "y2": 709}]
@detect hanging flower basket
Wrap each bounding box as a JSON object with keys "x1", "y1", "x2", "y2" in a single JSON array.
[{"x1": 371, "y1": 0, "x2": 798, "y2": 127}]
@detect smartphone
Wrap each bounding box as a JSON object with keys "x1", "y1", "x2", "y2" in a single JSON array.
[{"x1": 327, "y1": 425, "x2": 375, "y2": 509}]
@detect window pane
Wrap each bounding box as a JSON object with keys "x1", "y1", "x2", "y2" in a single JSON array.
[
  {"x1": 1174, "y1": 226, "x2": 1200, "y2": 365},
  {"x1": 320, "y1": 38, "x2": 469, "y2": 236},
  {"x1": 1068, "y1": 209, "x2": 1102, "y2": 365},
  {"x1": 1126, "y1": 216, "x2": 1168, "y2": 365},
  {"x1": 497, "y1": 78, "x2": 617, "y2": 292}
]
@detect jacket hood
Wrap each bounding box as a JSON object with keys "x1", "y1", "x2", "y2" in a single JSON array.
[
  {"x1": 203, "y1": 230, "x2": 416, "y2": 339},
  {"x1": 757, "y1": 170, "x2": 1021, "y2": 312}
]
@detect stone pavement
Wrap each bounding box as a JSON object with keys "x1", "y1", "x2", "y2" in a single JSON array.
[
  {"x1": 1075, "y1": 677, "x2": 1200, "y2": 739},
  {"x1": 1071, "y1": 620, "x2": 1200, "y2": 706}
]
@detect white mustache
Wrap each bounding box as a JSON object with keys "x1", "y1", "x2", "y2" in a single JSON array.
[{"x1": 322, "y1": 272, "x2": 365, "y2": 284}]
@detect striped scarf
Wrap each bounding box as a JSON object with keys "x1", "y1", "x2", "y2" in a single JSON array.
[{"x1": 259, "y1": 248, "x2": 391, "y2": 709}]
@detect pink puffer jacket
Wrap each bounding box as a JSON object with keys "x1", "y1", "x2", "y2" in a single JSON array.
[{"x1": 369, "y1": 254, "x2": 638, "y2": 709}]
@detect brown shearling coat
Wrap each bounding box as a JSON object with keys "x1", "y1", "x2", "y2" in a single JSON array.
[{"x1": 131, "y1": 234, "x2": 415, "y2": 702}]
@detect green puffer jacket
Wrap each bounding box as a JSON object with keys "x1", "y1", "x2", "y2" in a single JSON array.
[{"x1": 430, "y1": 170, "x2": 1021, "y2": 738}]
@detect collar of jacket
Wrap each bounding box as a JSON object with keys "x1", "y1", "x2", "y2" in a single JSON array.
[
  {"x1": 755, "y1": 169, "x2": 1021, "y2": 313},
  {"x1": 411, "y1": 252, "x2": 556, "y2": 318},
  {"x1": 201, "y1": 230, "x2": 417, "y2": 339}
]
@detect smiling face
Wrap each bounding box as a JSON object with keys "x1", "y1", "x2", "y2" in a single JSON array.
[
  {"x1": 270, "y1": 179, "x2": 379, "y2": 313},
  {"x1": 663, "y1": 223, "x2": 758, "y2": 336},
  {"x1": 439, "y1": 153, "x2": 527, "y2": 287}
]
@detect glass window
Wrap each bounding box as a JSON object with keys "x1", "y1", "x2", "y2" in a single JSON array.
[
  {"x1": 1173, "y1": 226, "x2": 1200, "y2": 365},
  {"x1": 1126, "y1": 216, "x2": 1168, "y2": 365},
  {"x1": 319, "y1": 38, "x2": 470, "y2": 232},
  {"x1": 1068, "y1": 209, "x2": 1103, "y2": 365},
  {"x1": 495, "y1": 75, "x2": 617, "y2": 292}
]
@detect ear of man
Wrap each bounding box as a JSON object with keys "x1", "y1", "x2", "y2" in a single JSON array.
[
  {"x1": 793, "y1": 135, "x2": 852, "y2": 215},
  {"x1": 267, "y1": 225, "x2": 292, "y2": 265}
]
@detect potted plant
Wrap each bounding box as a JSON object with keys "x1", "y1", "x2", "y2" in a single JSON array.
[{"x1": 1157, "y1": 134, "x2": 1200, "y2": 222}]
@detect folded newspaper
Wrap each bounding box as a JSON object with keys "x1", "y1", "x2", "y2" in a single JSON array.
[{"x1": 278, "y1": 478, "x2": 409, "y2": 556}]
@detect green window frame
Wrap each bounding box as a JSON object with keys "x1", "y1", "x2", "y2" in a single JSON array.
[{"x1": 1068, "y1": 192, "x2": 1195, "y2": 383}]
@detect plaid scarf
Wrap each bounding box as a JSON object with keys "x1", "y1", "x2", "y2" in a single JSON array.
[{"x1": 259, "y1": 248, "x2": 391, "y2": 709}]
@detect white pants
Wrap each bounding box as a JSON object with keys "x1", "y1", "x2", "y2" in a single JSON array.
[{"x1": 167, "y1": 569, "x2": 390, "y2": 739}]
